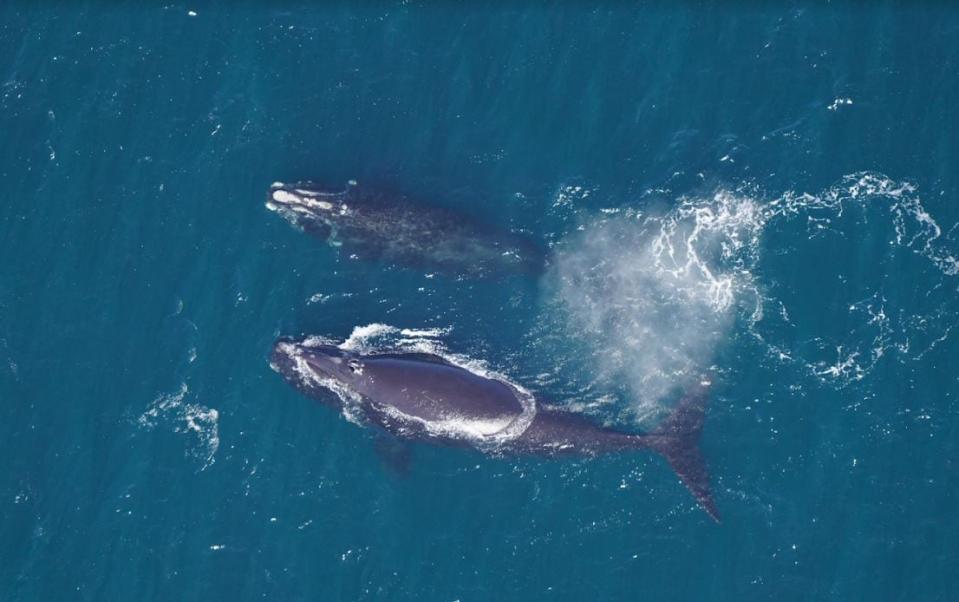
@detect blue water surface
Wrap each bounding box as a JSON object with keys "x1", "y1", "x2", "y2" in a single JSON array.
[{"x1": 2, "y1": 4, "x2": 958, "y2": 601}]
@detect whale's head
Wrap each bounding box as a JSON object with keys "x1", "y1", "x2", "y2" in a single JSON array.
[
  {"x1": 265, "y1": 182, "x2": 354, "y2": 231},
  {"x1": 270, "y1": 338, "x2": 366, "y2": 404}
]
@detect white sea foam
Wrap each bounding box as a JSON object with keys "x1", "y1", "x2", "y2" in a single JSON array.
[
  {"x1": 827, "y1": 97, "x2": 854, "y2": 111},
  {"x1": 399, "y1": 326, "x2": 452, "y2": 338},
  {"x1": 769, "y1": 174, "x2": 957, "y2": 384},
  {"x1": 273, "y1": 338, "x2": 375, "y2": 427},
  {"x1": 552, "y1": 183, "x2": 595, "y2": 209},
  {"x1": 546, "y1": 172, "x2": 958, "y2": 417},
  {"x1": 307, "y1": 292, "x2": 356, "y2": 305},
  {"x1": 139, "y1": 383, "x2": 220, "y2": 470},
  {"x1": 549, "y1": 188, "x2": 761, "y2": 423}
]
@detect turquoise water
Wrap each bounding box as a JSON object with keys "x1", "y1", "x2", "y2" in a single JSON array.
[{"x1": 2, "y1": 4, "x2": 958, "y2": 600}]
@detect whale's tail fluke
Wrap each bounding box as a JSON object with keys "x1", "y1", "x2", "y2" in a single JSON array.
[{"x1": 644, "y1": 383, "x2": 719, "y2": 522}]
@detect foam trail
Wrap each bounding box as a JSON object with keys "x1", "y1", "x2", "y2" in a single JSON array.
[{"x1": 544, "y1": 172, "x2": 958, "y2": 419}]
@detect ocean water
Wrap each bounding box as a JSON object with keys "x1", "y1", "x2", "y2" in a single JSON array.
[{"x1": 2, "y1": 3, "x2": 958, "y2": 601}]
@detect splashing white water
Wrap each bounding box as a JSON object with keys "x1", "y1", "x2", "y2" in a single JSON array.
[
  {"x1": 546, "y1": 172, "x2": 957, "y2": 420},
  {"x1": 337, "y1": 323, "x2": 453, "y2": 352},
  {"x1": 139, "y1": 383, "x2": 220, "y2": 470},
  {"x1": 549, "y1": 189, "x2": 762, "y2": 423}
]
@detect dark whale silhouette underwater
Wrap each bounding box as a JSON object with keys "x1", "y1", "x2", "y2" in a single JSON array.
[
  {"x1": 271, "y1": 337, "x2": 719, "y2": 521},
  {"x1": 266, "y1": 181, "x2": 545, "y2": 278}
]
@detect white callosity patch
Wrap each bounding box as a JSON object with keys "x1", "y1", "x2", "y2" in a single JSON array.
[
  {"x1": 265, "y1": 185, "x2": 349, "y2": 234},
  {"x1": 139, "y1": 383, "x2": 220, "y2": 470},
  {"x1": 547, "y1": 172, "x2": 959, "y2": 419},
  {"x1": 268, "y1": 189, "x2": 335, "y2": 212}
]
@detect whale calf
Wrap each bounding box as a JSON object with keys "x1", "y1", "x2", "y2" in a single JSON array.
[
  {"x1": 266, "y1": 181, "x2": 545, "y2": 278},
  {"x1": 270, "y1": 337, "x2": 719, "y2": 521}
]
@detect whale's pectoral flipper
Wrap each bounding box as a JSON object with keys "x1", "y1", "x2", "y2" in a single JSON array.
[
  {"x1": 302, "y1": 220, "x2": 332, "y2": 241},
  {"x1": 644, "y1": 386, "x2": 719, "y2": 522},
  {"x1": 374, "y1": 435, "x2": 414, "y2": 477}
]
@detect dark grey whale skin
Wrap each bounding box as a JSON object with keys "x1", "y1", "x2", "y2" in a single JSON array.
[
  {"x1": 270, "y1": 339, "x2": 719, "y2": 522},
  {"x1": 266, "y1": 181, "x2": 546, "y2": 278}
]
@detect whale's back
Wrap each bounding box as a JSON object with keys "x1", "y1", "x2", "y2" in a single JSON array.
[{"x1": 358, "y1": 354, "x2": 525, "y2": 431}]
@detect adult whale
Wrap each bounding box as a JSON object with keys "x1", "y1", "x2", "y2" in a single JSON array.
[
  {"x1": 266, "y1": 181, "x2": 545, "y2": 278},
  {"x1": 270, "y1": 337, "x2": 719, "y2": 521}
]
